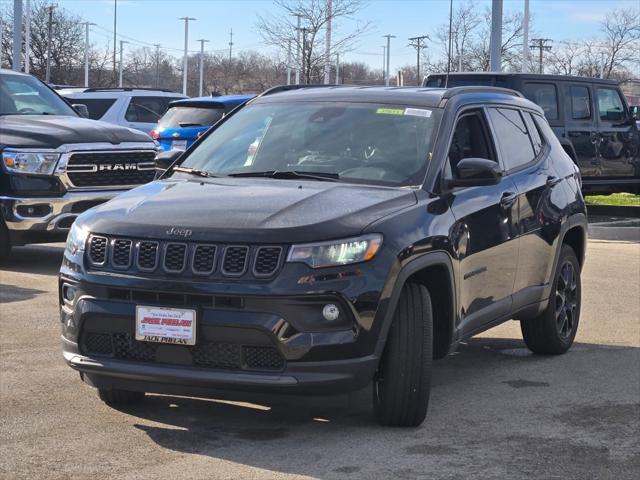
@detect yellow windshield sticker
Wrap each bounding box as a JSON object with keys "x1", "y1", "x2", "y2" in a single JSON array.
[{"x1": 376, "y1": 108, "x2": 405, "y2": 115}]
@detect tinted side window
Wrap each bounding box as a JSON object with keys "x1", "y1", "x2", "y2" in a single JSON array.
[
  {"x1": 569, "y1": 86, "x2": 591, "y2": 120},
  {"x1": 487, "y1": 108, "x2": 536, "y2": 170},
  {"x1": 125, "y1": 96, "x2": 181, "y2": 123},
  {"x1": 446, "y1": 110, "x2": 496, "y2": 179},
  {"x1": 524, "y1": 112, "x2": 544, "y2": 155},
  {"x1": 597, "y1": 88, "x2": 625, "y2": 123},
  {"x1": 70, "y1": 98, "x2": 116, "y2": 120},
  {"x1": 523, "y1": 83, "x2": 558, "y2": 120}
]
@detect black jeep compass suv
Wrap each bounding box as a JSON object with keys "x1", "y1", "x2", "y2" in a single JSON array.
[{"x1": 60, "y1": 85, "x2": 587, "y2": 426}]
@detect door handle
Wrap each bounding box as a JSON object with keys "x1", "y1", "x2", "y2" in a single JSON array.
[{"x1": 500, "y1": 192, "x2": 518, "y2": 209}]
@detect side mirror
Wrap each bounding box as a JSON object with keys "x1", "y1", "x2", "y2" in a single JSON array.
[
  {"x1": 154, "y1": 149, "x2": 182, "y2": 178},
  {"x1": 448, "y1": 157, "x2": 502, "y2": 188},
  {"x1": 72, "y1": 104, "x2": 89, "y2": 118}
]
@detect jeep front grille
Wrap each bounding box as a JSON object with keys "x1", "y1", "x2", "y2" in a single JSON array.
[
  {"x1": 87, "y1": 235, "x2": 285, "y2": 280},
  {"x1": 66, "y1": 151, "x2": 156, "y2": 188}
]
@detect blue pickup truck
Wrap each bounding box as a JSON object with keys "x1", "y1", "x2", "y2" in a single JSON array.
[{"x1": 151, "y1": 95, "x2": 253, "y2": 152}]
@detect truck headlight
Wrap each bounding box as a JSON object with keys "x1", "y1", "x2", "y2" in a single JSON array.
[
  {"x1": 287, "y1": 234, "x2": 383, "y2": 268},
  {"x1": 65, "y1": 222, "x2": 89, "y2": 255},
  {"x1": 2, "y1": 149, "x2": 61, "y2": 175}
]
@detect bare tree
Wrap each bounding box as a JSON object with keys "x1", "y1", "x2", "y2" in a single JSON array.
[
  {"x1": 256, "y1": 0, "x2": 370, "y2": 83},
  {"x1": 599, "y1": 7, "x2": 640, "y2": 79}
]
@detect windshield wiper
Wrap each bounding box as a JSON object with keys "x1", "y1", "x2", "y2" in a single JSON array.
[
  {"x1": 227, "y1": 170, "x2": 340, "y2": 182},
  {"x1": 172, "y1": 166, "x2": 218, "y2": 178}
]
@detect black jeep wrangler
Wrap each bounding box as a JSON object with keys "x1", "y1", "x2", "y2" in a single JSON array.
[
  {"x1": 424, "y1": 73, "x2": 640, "y2": 194},
  {"x1": 60, "y1": 85, "x2": 587, "y2": 426}
]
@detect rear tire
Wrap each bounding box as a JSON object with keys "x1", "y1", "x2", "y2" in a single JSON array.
[
  {"x1": 0, "y1": 220, "x2": 11, "y2": 264},
  {"x1": 98, "y1": 388, "x2": 145, "y2": 405},
  {"x1": 521, "y1": 245, "x2": 581, "y2": 355},
  {"x1": 373, "y1": 282, "x2": 432, "y2": 427}
]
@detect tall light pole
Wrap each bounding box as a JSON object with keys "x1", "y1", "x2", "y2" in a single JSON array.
[
  {"x1": 293, "y1": 13, "x2": 302, "y2": 84},
  {"x1": 286, "y1": 39, "x2": 292, "y2": 85},
  {"x1": 323, "y1": 0, "x2": 332, "y2": 84},
  {"x1": 153, "y1": 44, "x2": 161, "y2": 88},
  {"x1": 44, "y1": 4, "x2": 54, "y2": 81},
  {"x1": 381, "y1": 45, "x2": 386, "y2": 82},
  {"x1": 489, "y1": 0, "x2": 503, "y2": 72},
  {"x1": 113, "y1": 0, "x2": 117, "y2": 86},
  {"x1": 335, "y1": 53, "x2": 340, "y2": 84},
  {"x1": 197, "y1": 38, "x2": 209, "y2": 96},
  {"x1": 24, "y1": 0, "x2": 31, "y2": 73},
  {"x1": 118, "y1": 40, "x2": 128, "y2": 87},
  {"x1": 83, "y1": 22, "x2": 95, "y2": 87},
  {"x1": 383, "y1": 34, "x2": 395, "y2": 86},
  {"x1": 522, "y1": 0, "x2": 530, "y2": 73},
  {"x1": 179, "y1": 17, "x2": 196, "y2": 96},
  {"x1": 12, "y1": 0, "x2": 23, "y2": 71}
]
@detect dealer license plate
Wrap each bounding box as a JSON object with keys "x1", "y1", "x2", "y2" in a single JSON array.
[
  {"x1": 171, "y1": 140, "x2": 188, "y2": 151},
  {"x1": 135, "y1": 306, "x2": 196, "y2": 345}
]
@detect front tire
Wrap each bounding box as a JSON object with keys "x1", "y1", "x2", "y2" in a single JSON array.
[
  {"x1": 521, "y1": 245, "x2": 581, "y2": 355},
  {"x1": 98, "y1": 388, "x2": 145, "y2": 405},
  {"x1": 373, "y1": 283, "x2": 433, "y2": 427},
  {"x1": 0, "y1": 219, "x2": 11, "y2": 264}
]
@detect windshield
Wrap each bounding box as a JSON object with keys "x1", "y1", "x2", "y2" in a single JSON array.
[
  {"x1": 159, "y1": 106, "x2": 226, "y2": 128},
  {"x1": 0, "y1": 74, "x2": 77, "y2": 116},
  {"x1": 181, "y1": 102, "x2": 441, "y2": 187}
]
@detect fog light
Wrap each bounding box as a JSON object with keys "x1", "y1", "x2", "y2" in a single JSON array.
[
  {"x1": 63, "y1": 284, "x2": 76, "y2": 303},
  {"x1": 322, "y1": 304, "x2": 340, "y2": 321}
]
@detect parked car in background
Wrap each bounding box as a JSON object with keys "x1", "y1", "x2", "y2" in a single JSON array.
[
  {"x1": 0, "y1": 69, "x2": 159, "y2": 263},
  {"x1": 151, "y1": 95, "x2": 254, "y2": 152},
  {"x1": 61, "y1": 85, "x2": 587, "y2": 427},
  {"x1": 59, "y1": 88, "x2": 187, "y2": 134},
  {"x1": 424, "y1": 73, "x2": 640, "y2": 193}
]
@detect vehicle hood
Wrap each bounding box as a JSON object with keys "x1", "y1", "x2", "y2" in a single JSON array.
[
  {"x1": 78, "y1": 178, "x2": 418, "y2": 243},
  {"x1": 0, "y1": 115, "x2": 153, "y2": 149}
]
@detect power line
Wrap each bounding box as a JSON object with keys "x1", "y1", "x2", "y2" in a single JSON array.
[
  {"x1": 530, "y1": 38, "x2": 553, "y2": 74},
  {"x1": 408, "y1": 35, "x2": 429, "y2": 85}
]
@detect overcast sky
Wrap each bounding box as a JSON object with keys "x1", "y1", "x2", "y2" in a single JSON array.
[{"x1": 52, "y1": 0, "x2": 638, "y2": 71}]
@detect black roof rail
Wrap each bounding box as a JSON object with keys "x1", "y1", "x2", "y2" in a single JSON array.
[
  {"x1": 441, "y1": 86, "x2": 523, "y2": 99},
  {"x1": 257, "y1": 84, "x2": 345, "y2": 98},
  {"x1": 81, "y1": 87, "x2": 178, "y2": 93}
]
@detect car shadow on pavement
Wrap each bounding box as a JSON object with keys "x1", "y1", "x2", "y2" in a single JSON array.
[
  {"x1": 0, "y1": 283, "x2": 47, "y2": 303},
  {"x1": 109, "y1": 336, "x2": 640, "y2": 479},
  {"x1": 0, "y1": 244, "x2": 65, "y2": 276}
]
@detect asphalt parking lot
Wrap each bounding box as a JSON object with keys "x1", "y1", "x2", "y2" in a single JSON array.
[{"x1": 1, "y1": 229, "x2": 639, "y2": 479}]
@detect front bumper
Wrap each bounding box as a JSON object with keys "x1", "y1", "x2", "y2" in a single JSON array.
[{"x1": 0, "y1": 190, "x2": 120, "y2": 244}]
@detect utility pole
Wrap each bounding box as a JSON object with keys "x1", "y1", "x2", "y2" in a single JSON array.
[
  {"x1": 82, "y1": 22, "x2": 95, "y2": 87},
  {"x1": 286, "y1": 39, "x2": 292, "y2": 85},
  {"x1": 45, "y1": 4, "x2": 54, "y2": 81},
  {"x1": 228, "y1": 28, "x2": 234, "y2": 62},
  {"x1": 25, "y1": 0, "x2": 31, "y2": 73},
  {"x1": 197, "y1": 38, "x2": 209, "y2": 96},
  {"x1": 489, "y1": 0, "x2": 503, "y2": 71},
  {"x1": 179, "y1": 17, "x2": 196, "y2": 96},
  {"x1": 381, "y1": 45, "x2": 386, "y2": 82},
  {"x1": 153, "y1": 44, "x2": 161, "y2": 88},
  {"x1": 383, "y1": 34, "x2": 395, "y2": 86},
  {"x1": 300, "y1": 27, "x2": 308, "y2": 83},
  {"x1": 408, "y1": 35, "x2": 428, "y2": 86},
  {"x1": 522, "y1": 0, "x2": 530, "y2": 73},
  {"x1": 113, "y1": 0, "x2": 117, "y2": 86},
  {"x1": 118, "y1": 40, "x2": 128, "y2": 87},
  {"x1": 530, "y1": 38, "x2": 552, "y2": 74},
  {"x1": 323, "y1": 0, "x2": 332, "y2": 84},
  {"x1": 335, "y1": 53, "x2": 340, "y2": 84},
  {"x1": 12, "y1": 0, "x2": 23, "y2": 71},
  {"x1": 293, "y1": 13, "x2": 302, "y2": 84}
]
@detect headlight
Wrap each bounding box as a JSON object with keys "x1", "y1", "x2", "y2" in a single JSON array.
[
  {"x1": 287, "y1": 234, "x2": 383, "y2": 268},
  {"x1": 65, "y1": 222, "x2": 89, "y2": 255},
  {"x1": 2, "y1": 149, "x2": 61, "y2": 175}
]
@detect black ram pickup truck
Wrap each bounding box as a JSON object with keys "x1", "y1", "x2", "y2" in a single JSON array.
[
  {"x1": 60, "y1": 85, "x2": 587, "y2": 426},
  {"x1": 424, "y1": 73, "x2": 640, "y2": 194},
  {"x1": 0, "y1": 69, "x2": 158, "y2": 262}
]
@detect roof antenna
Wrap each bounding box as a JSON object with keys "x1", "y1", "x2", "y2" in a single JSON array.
[{"x1": 445, "y1": 0, "x2": 453, "y2": 88}]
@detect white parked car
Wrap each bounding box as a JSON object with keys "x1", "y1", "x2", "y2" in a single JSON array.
[{"x1": 59, "y1": 88, "x2": 187, "y2": 134}]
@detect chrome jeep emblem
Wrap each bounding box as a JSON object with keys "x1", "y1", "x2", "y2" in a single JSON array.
[{"x1": 166, "y1": 227, "x2": 193, "y2": 238}]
